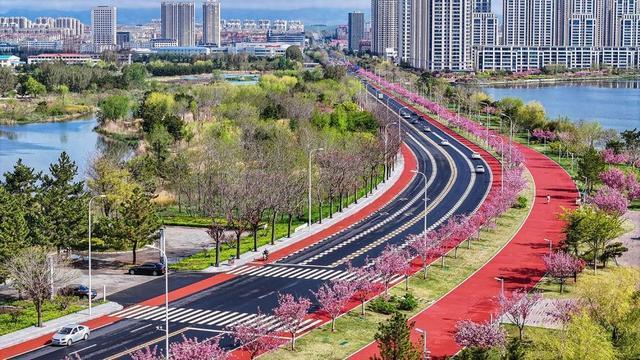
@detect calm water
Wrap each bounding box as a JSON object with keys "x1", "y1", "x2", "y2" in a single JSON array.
[
  {"x1": 0, "y1": 117, "x2": 101, "y2": 178},
  {"x1": 478, "y1": 80, "x2": 640, "y2": 131}
]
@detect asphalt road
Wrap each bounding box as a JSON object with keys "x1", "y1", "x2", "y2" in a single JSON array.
[{"x1": 15, "y1": 83, "x2": 492, "y2": 360}]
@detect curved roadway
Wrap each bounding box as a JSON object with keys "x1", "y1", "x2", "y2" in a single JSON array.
[{"x1": 14, "y1": 83, "x2": 492, "y2": 360}]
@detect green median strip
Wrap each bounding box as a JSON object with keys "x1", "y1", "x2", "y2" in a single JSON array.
[{"x1": 262, "y1": 170, "x2": 535, "y2": 360}]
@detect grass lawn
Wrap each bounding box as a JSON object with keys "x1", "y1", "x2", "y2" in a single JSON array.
[
  {"x1": 0, "y1": 297, "x2": 96, "y2": 336},
  {"x1": 262, "y1": 170, "x2": 535, "y2": 360}
]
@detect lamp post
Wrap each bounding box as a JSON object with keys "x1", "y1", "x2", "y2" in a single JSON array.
[
  {"x1": 544, "y1": 238, "x2": 552, "y2": 252},
  {"x1": 384, "y1": 122, "x2": 398, "y2": 181},
  {"x1": 494, "y1": 277, "x2": 504, "y2": 297},
  {"x1": 490, "y1": 135, "x2": 505, "y2": 192},
  {"x1": 88, "y1": 194, "x2": 107, "y2": 316},
  {"x1": 416, "y1": 328, "x2": 428, "y2": 360},
  {"x1": 411, "y1": 169, "x2": 429, "y2": 234},
  {"x1": 146, "y1": 241, "x2": 169, "y2": 360},
  {"x1": 500, "y1": 113, "x2": 515, "y2": 162},
  {"x1": 308, "y1": 148, "x2": 325, "y2": 227}
]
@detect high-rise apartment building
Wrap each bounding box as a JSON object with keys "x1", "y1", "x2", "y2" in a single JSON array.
[
  {"x1": 56, "y1": 17, "x2": 85, "y2": 36},
  {"x1": 569, "y1": 13, "x2": 598, "y2": 45},
  {"x1": 503, "y1": 0, "x2": 556, "y2": 46},
  {"x1": 348, "y1": 11, "x2": 366, "y2": 52},
  {"x1": 371, "y1": 0, "x2": 399, "y2": 56},
  {"x1": 398, "y1": 0, "x2": 412, "y2": 63},
  {"x1": 202, "y1": 0, "x2": 221, "y2": 46},
  {"x1": 474, "y1": 0, "x2": 492, "y2": 12},
  {"x1": 621, "y1": 14, "x2": 640, "y2": 46},
  {"x1": 161, "y1": 2, "x2": 195, "y2": 47},
  {"x1": 409, "y1": 0, "x2": 473, "y2": 71},
  {"x1": 91, "y1": 6, "x2": 117, "y2": 47},
  {"x1": 473, "y1": 12, "x2": 499, "y2": 45}
]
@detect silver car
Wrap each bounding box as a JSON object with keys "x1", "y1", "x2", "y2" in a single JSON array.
[
  {"x1": 475, "y1": 165, "x2": 486, "y2": 174},
  {"x1": 471, "y1": 152, "x2": 482, "y2": 159},
  {"x1": 441, "y1": 140, "x2": 450, "y2": 146},
  {"x1": 51, "y1": 325, "x2": 90, "y2": 346}
]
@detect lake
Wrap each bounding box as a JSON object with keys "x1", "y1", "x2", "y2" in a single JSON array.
[
  {"x1": 477, "y1": 80, "x2": 640, "y2": 131},
  {"x1": 0, "y1": 117, "x2": 102, "y2": 178}
]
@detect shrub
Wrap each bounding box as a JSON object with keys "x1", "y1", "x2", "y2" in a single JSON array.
[
  {"x1": 369, "y1": 297, "x2": 397, "y2": 315},
  {"x1": 53, "y1": 296, "x2": 74, "y2": 311},
  {"x1": 397, "y1": 293, "x2": 419, "y2": 311},
  {"x1": 513, "y1": 196, "x2": 528, "y2": 209}
]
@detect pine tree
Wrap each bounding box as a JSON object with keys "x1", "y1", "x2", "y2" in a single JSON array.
[
  {"x1": 0, "y1": 187, "x2": 29, "y2": 281},
  {"x1": 373, "y1": 312, "x2": 422, "y2": 360}
]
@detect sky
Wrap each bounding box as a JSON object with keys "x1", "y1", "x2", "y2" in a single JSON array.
[{"x1": 0, "y1": 0, "x2": 369, "y2": 10}]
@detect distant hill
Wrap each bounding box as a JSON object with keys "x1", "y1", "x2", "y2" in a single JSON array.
[{"x1": 0, "y1": 7, "x2": 369, "y2": 26}]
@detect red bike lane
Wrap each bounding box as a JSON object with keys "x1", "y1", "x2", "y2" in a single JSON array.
[{"x1": 349, "y1": 142, "x2": 578, "y2": 359}]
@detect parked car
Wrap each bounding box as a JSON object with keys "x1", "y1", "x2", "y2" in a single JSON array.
[
  {"x1": 440, "y1": 140, "x2": 450, "y2": 146},
  {"x1": 475, "y1": 165, "x2": 486, "y2": 174},
  {"x1": 58, "y1": 284, "x2": 97, "y2": 299},
  {"x1": 51, "y1": 325, "x2": 90, "y2": 346},
  {"x1": 129, "y1": 262, "x2": 166, "y2": 276},
  {"x1": 471, "y1": 152, "x2": 482, "y2": 159}
]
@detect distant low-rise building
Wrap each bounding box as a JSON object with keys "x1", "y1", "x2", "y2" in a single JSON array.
[
  {"x1": 155, "y1": 46, "x2": 211, "y2": 55},
  {"x1": 0, "y1": 54, "x2": 20, "y2": 67},
  {"x1": 150, "y1": 38, "x2": 179, "y2": 48},
  {"x1": 27, "y1": 53, "x2": 97, "y2": 65}
]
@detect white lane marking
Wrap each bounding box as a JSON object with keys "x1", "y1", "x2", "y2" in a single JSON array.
[
  {"x1": 206, "y1": 311, "x2": 238, "y2": 325},
  {"x1": 111, "y1": 305, "x2": 143, "y2": 317},
  {"x1": 130, "y1": 324, "x2": 154, "y2": 333},
  {"x1": 174, "y1": 309, "x2": 208, "y2": 323},
  {"x1": 68, "y1": 344, "x2": 97, "y2": 356},
  {"x1": 194, "y1": 310, "x2": 222, "y2": 325}
]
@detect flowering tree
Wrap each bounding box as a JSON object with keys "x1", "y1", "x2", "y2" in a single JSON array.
[
  {"x1": 345, "y1": 264, "x2": 379, "y2": 315},
  {"x1": 589, "y1": 186, "x2": 629, "y2": 215},
  {"x1": 231, "y1": 312, "x2": 283, "y2": 359},
  {"x1": 542, "y1": 252, "x2": 584, "y2": 293},
  {"x1": 313, "y1": 280, "x2": 354, "y2": 332},
  {"x1": 373, "y1": 245, "x2": 411, "y2": 296},
  {"x1": 599, "y1": 168, "x2": 627, "y2": 190},
  {"x1": 499, "y1": 289, "x2": 543, "y2": 340},
  {"x1": 130, "y1": 346, "x2": 160, "y2": 360},
  {"x1": 454, "y1": 320, "x2": 507, "y2": 349},
  {"x1": 545, "y1": 299, "x2": 581, "y2": 328},
  {"x1": 602, "y1": 148, "x2": 630, "y2": 165},
  {"x1": 273, "y1": 293, "x2": 312, "y2": 350},
  {"x1": 408, "y1": 232, "x2": 442, "y2": 278},
  {"x1": 170, "y1": 335, "x2": 228, "y2": 360}
]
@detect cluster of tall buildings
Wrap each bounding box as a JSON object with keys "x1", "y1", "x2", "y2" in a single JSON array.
[
  {"x1": 354, "y1": 0, "x2": 640, "y2": 71},
  {"x1": 160, "y1": 1, "x2": 221, "y2": 47}
]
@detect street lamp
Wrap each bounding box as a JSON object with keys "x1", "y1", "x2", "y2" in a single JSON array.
[
  {"x1": 415, "y1": 328, "x2": 428, "y2": 360},
  {"x1": 500, "y1": 113, "x2": 515, "y2": 161},
  {"x1": 490, "y1": 135, "x2": 505, "y2": 192},
  {"x1": 308, "y1": 148, "x2": 325, "y2": 227},
  {"x1": 146, "y1": 240, "x2": 170, "y2": 360},
  {"x1": 411, "y1": 169, "x2": 429, "y2": 234},
  {"x1": 544, "y1": 238, "x2": 553, "y2": 253},
  {"x1": 88, "y1": 194, "x2": 107, "y2": 316},
  {"x1": 384, "y1": 122, "x2": 398, "y2": 180},
  {"x1": 494, "y1": 277, "x2": 504, "y2": 297}
]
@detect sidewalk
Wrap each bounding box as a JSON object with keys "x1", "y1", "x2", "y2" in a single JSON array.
[
  {"x1": 0, "y1": 302, "x2": 122, "y2": 350},
  {"x1": 350, "y1": 143, "x2": 578, "y2": 359}
]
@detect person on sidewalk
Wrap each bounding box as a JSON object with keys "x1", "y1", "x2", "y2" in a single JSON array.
[{"x1": 547, "y1": 195, "x2": 551, "y2": 204}]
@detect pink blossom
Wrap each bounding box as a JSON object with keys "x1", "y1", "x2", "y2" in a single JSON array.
[
  {"x1": 454, "y1": 320, "x2": 507, "y2": 349},
  {"x1": 602, "y1": 148, "x2": 630, "y2": 165},
  {"x1": 373, "y1": 245, "x2": 410, "y2": 296},
  {"x1": 313, "y1": 280, "x2": 354, "y2": 332},
  {"x1": 345, "y1": 263, "x2": 379, "y2": 315},
  {"x1": 625, "y1": 174, "x2": 640, "y2": 201},
  {"x1": 499, "y1": 289, "x2": 543, "y2": 340},
  {"x1": 542, "y1": 252, "x2": 584, "y2": 293},
  {"x1": 130, "y1": 346, "x2": 160, "y2": 360},
  {"x1": 170, "y1": 335, "x2": 228, "y2": 360},
  {"x1": 231, "y1": 312, "x2": 284, "y2": 359},
  {"x1": 599, "y1": 168, "x2": 627, "y2": 190},
  {"x1": 273, "y1": 293, "x2": 312, "y2": 350},
  {"x1": 408, "y1": 232, "x2": 443, "y2": 278},
  {"x1": 589, "y1": 186, "x2": 629, "y2": 215},
  {"x1": 545, "y1": 299, "x2": 582, "y2": 326}
]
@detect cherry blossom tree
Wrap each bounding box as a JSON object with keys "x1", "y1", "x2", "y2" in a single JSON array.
[
  {"x1": 599, "y1": 168, "x2": 627, "y2": 190},
  {"x1": 454, "y1": 320, "x2": 507, "y2": 349},
  {"x1": 231, "y1": 312, "x2": 283, "y2": 359},
  {"x1": 170, "y1": 335, "x2": 228, "y2": 360},
  {"x1": 313, "y1": 280, "x2": 354, "y2": 332},
  {"x1": 499, "y1": 289, "x2": 543, "y2": 340},
  {"x1": 602, "y1": 148, "x2": 630, "y2": 165},
  {"x1": 373, "y1": 245, "x2": 411, "y2": 296},
  {"x1": 589, "y1": 186, "x2": 629, "y2": 215},
  {"x1": 542, "y1": 251, "x2": 584, "y2": 293},
  {"x1": 408, "y1": 232, "x2": 442, "y2": 278},
  {"x1": 273, "y1": 293, "x2": 312, "y2": 350},
  {"x1": 345, "y1": 263, "x2": 379, "y2": 315},
  {"x1": 130, "y1": 346, "x2": 160, "y2": 360},
  {"x1": 545, "y1": 299, "x2": 581, "y2": 328}
]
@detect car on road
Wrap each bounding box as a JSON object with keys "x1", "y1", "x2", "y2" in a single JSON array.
[
  {"x1": 128, "y1": 262, "x2": 166, "y2": 276},
  {"x1": 378, "y1": 93, "x2": 384, "y2": 100},
  {"x1": 423, "y1": 127, "x2": 432, "y2": 133},
  {"x1": 51, "y1": 325, "x2": 90, "y2": 346},
  {"x1": 475, "y1": 165, "x2": 486, "y2": 173},
  {"x1": 58, "y1": 284, "x2": 97, "y2": 299},
  {"x1": 440, "y1": 140, "x2": 450, "y2": 146},
  {"x1": 401, "y1": 112, "x2": 411, "y2": 119},
  {"x1": 471, "y1": 152, "x2": 482, "y2": 159}
]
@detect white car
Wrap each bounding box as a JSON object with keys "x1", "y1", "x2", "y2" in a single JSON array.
[
  {"x1": 51, "y1": 325, "x2": 90, "y2": 346},
  {"x1": 471, "y1": 152, "x2": 482, "y2": 159},
  {"x1": 402, "y1": 112, "x2": 411, "y2": 119},
  {"x1": 475, "y1": 165, "x2": 486, "y2": 174},
  {"x1": 441, "y1": 140, "x2": 450, "y2": 146},
  {"x1": 423, "y1": 127, "x2": 432, "y2": 133}
]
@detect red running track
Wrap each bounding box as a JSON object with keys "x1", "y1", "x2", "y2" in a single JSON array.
[
  {"x1": 0, "y1": 145, "x2": 417, "y2": 360},
  {"x1": 350, "y1": 142, "x2": 578, "y2": 359}
]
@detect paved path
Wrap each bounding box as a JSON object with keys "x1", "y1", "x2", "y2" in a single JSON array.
[
  {"x1": 618, "y1": 210, "x2": 640, "y2": 267},
  {"x1": 350, "y1": 138, "x2": 578, "y2": 359}
]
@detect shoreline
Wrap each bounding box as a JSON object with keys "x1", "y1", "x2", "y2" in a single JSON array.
[
  {"x1": 0, "y1": 111, "x2": 94, "y2": 126},
  {"x1": 463, "y1": 74, "x2": 640, "y2": 86}
]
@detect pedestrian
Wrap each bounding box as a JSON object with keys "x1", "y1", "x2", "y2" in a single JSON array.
[{"x1": 547, "y1": 195, "x2": 551, "y2": 204}]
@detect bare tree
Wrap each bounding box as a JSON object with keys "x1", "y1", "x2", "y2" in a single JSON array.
[{"x1": 6, "y1": 246, "x2": 77, "y2": 327}]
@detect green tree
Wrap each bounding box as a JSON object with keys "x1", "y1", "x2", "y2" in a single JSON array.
[
  {"x1": 516, "y1": 101, "x2": 547, "y2": 131},
  {"x1": 285, "y1": 45, "x2": 304, "y2": 62},
  {"x1": 138, "y1": 92, "x2": 176, "y2": 133},
  {"x1": 98, "y1": 95, "x2": 130, "y2": 123},
  {"x1": 37, "y1": 152, "x2": 87, "y2": 250},
  {"x1": 0, "y1": 67, "x2": 17, "y2": 95},
  {"x1": 22, "y1": 76, "x2": 47, "y2": 98},
  {"x1": 120, "y1": 63, "x2": 147, "y2": 88},
  {"x1": 0, "y1": 187, "x2": 29, "y2": 281},
  {"x1": 147, "y1": 124, "x2": 174, "y2": 172},
  {"x1": 372, "y1": 312, "x2": 422, "y2": 360},
  {"x1": 577, "y1": 147, "x2": 605, "y2": 193},
  {"x1": 2, "y1": 159, "x2": 41, "y2": 196},
  {"x1": 87, "y1": 156, "x2": 137, "y2": 216},
  {"x1": 55, "y1": 84, "x2": 69, "y2": 104},
  {"x1": 106, "y1": 188, "x2": 160, "y2": 264}
]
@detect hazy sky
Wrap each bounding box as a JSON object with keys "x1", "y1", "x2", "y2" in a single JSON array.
[{"x1": 0, "y1": 0, "x2": 369, "y2": 10}]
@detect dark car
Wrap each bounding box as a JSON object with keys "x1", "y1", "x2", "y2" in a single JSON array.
[
  {"x1": 59, "y1": 284, "x2": 97, "y2": 299},
  {"x1": 129, "y1": 262, "x2": 166, "y2": 276}
]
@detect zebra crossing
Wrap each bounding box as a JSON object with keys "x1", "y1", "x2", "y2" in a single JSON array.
[
  {"x1": 227, "y1": 264, "x2": 406, "y2": 285},
  {"x1": 109, "y1": 305, "x2": 322, "y2": 334}
]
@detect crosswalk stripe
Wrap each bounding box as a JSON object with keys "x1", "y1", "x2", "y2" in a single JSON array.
[
  {"x1": 138, "y1": 307, "x2": 172, "y2": 320},
  {"x1": 217, "y1": 312, "x2": 252, "y2": 327},
  {"x1": 318, "y1": 270, "x2": 341, "y2": 280},
  {"x1": 282, "y1": 268, "x2": 308, "y2": 278},
  {"x1": 126, "y1": 306, "x2": 162, "y2": 319},
  {"x1": 255, "y1": 267, "x2": 284, "y2": 277},
  {"x1": 173, "y1": 309, "x2": 206, "y2": 322},
  {"x1": 288, "y1": 268, "x2": 315, "y2": 278},
  {"x1": 194, "y1": 311, "x2": 222, "y2": 325},
  {"x1": 300, "y1": 269, "x2": 325, "y2": 279},
  {"x1": 297, "y1": 319, "x2": 322, "y2": 334},
  {"x1": 227, "y1": 265, "x2": 250, "y2": 275},
  {"x1": 206, "y1": 311, "x2": 238, "y2": 325},
  {"x1": 167, "y1": 308, "x2": 192, "y2": 320},
  {"x1": 111, "y1": 305, "x2": 143, "y2": 318},
  {"x1": 264, "y1": 267, "x2": 292, "y2": 277}
]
